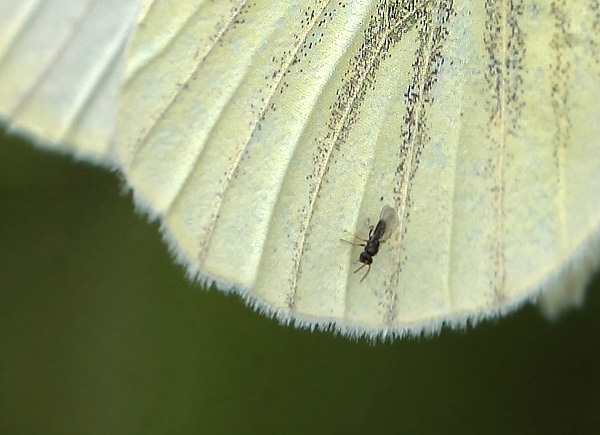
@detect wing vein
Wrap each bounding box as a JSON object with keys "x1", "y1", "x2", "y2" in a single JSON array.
[
  {"x1": 9, "y1": 0, "x2": 96, "y2": 119},
  {"x1": 191, "y1": 1, "x2": 337, "y2": 268},
  {"x1": 61, "y1": 23, "x2": 131, "y2": 147},
  {"x1": 122, "y1": 1, "x2": 202, "y2": 86},
  {"x1": 287, "y1": 3, "x2": 421, "y2": 310},
  {"x1": 125, "y1": 0, "x2": 248, "y2": 168},
  {"x1": 494, "y1": 0, "x2": 507, "y2": 300},
  {"x1": 0, "y1": 0, "x2": 44, "y2": 68},
  {"x1": 386, "y1": 0, "x2": 451, "y2": 325}
]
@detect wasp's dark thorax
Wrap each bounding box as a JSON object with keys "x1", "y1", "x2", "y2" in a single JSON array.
[{"x1": 362, "y1": 219, "x2": 386, "y2": 261}]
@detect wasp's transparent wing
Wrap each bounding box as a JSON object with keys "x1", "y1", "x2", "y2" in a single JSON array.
[{"x1": 379, "y1": 205, "x2": 399, "y2": 242}]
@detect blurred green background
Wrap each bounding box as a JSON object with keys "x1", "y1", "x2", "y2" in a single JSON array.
[{"x1": 1, "y1": 130, "x2": 599, "y2": 434}]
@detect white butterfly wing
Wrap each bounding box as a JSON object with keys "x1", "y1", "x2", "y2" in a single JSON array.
[
  {"x1": 1, "y1": 0, "x2": 599, "y2": 338},
  {"x1": 0, "y1": 0, "x2": 140, "y2": 164},
  {"x1": 114, "y1": 0, "x2": 600, "y2": 338}
]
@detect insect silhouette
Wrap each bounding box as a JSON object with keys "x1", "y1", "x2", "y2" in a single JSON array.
[{"x1": 342, "y1": 205, "x2": 399, "y2": 282}]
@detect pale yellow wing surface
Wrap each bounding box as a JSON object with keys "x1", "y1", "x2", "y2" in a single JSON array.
[
  {"x1": 115, "y1": 0, "x2": 600, "y2": 338},
  {"x1": 1, "y1": 0, "x2": 598, "y2": 338},
  {"x1": 0, "y1": 0, "x2": 140, "y2": 164}
]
